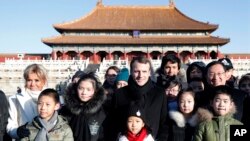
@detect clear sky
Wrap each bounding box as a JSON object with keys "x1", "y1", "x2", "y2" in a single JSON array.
[{"x1": 0, "y1": 0, "x2": 249, "y2": 54}]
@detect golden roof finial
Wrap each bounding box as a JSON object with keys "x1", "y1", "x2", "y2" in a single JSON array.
[{"x1": 96, "y1": 0, "x2": 103, "y2": 6}]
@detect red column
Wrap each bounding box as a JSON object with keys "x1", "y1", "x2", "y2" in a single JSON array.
[
  {"x1": 147, "y1": 52, "x2": 150, "y2": 59},
  {"x1": 124, "y1": 52, "x2": 127, "y2": 60},
  {"x1": 93, "y1": 52, "x2": 97, "y2": 64},
  {"x1": 62, "y1": 52, "x2": 67, "y2": 60},
  {"x1": 108, "y1": 52, "x2": 112, "y2": 60},
  {"x1": 205, "y1": 52, "x2": 209, "y2": 59},
  {"x1": 51, "y1": 51, "x2": 57, "y2": 60},
  {"x1": 191, "y1": 52, "x2": 195, "y2": 59}
]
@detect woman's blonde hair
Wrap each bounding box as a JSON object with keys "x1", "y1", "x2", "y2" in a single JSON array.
[{"x1": 23, "y1": 64, "x2": 48, "y2": 88}]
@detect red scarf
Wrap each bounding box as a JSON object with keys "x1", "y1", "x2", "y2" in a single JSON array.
[{"x1": 127, "y1": 127, "x2": 147, "y2": 141}]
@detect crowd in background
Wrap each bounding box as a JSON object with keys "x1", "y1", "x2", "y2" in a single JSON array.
[{"x1": 0, "y1": 54, "x2": 249, "y2": 141}]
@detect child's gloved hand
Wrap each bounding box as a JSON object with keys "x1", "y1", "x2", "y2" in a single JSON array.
[{"x1": 17, "y1": 122, "x2": 30, "y2": 138}]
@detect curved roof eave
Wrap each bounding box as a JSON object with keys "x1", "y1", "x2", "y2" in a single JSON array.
[{"x1": 53, "y1": 5, "x2": 219, "y2": 32}]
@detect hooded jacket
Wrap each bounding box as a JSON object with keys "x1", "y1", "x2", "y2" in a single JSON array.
[
  {"x1": 20, "y1": 115, "x2": 73, "y2": 141},
  {"x1": 64, "y1": 87, "x2": 107, "y2": 141},
  {"x1": 194, "y1": 106, "x2": 242, "y2": 141},
  {"x1": 167, "y1": 108, "x2": 211, "y2": 141}
]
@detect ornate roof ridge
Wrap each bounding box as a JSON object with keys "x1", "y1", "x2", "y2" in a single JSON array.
[
  {"x1": 100, "y1": 5, "x2": 172, "y2": 9},
  {"x1": 53, "y1": 4, "x2": 173, "y2": 30}
]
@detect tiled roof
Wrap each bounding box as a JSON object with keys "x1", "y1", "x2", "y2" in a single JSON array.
[
  {"x1": 42, "y1": 35, "x2": 229, "y2": 46},
  {"x1": 53, "y1": 5, "x2": 217, "y2": 32}
]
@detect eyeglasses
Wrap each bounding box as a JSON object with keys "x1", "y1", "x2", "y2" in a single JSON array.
[{"x1": 208, "y1": 72, "x2": 225, "y2": 77}]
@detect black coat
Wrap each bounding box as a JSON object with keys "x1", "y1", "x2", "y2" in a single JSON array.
[
  {"x1": 0, "y1": 115, "x2": 12, "y2": 141},
  {"x1": 167, "y1": 111, "x2": 197, "y2": 141},
  {"x1": 62, "y1": 87, "x2": 107, "y2": 141},
  {"x1": 242, "y1": 95, "x2": 250, "y2": 129},
  {"x1": 0, "y1": 91, "x2": 11, "y2": 141},
  {"x1": 109, "y1": 78, "x2": 168, "y2": 141}
]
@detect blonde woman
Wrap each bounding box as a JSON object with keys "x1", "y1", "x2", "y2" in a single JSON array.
[{"x1": 7, "y1": 64, "x2": 48, "y2": 139}]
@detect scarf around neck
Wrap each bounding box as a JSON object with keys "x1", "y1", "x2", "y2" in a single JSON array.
[
  {"x1": 127, "y1": 76, "x2": 154, "y2": 107},
  {"x1": 127, "y1": 127, "x2": 147, "y2": 141},
  {"x1": 34, "y1": 111, "x2": 58, "y2": 141},
  {"x1": 26, "y1": 88, "x2": 41, "y2": 102}
]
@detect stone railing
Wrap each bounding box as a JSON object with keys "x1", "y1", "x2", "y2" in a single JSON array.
[{"x1": 0, "y1": 58, "x2": 89, "y2": 95}]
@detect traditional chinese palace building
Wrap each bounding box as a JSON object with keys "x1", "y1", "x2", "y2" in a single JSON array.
[{"x1": 42, "y1": 1, "x2": 229, "y2": 64}]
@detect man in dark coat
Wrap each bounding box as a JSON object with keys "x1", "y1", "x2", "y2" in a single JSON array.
[{"x1": 108, "y1": 57, "x2": 168, "y2": 141}]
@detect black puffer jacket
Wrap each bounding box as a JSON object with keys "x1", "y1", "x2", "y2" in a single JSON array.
[
  {"x1": 63, "y1": 87, "x2": 107, "y2": 141},
  {"x1": 167, "y1": 108, "x2": 212, "y2": 141}
]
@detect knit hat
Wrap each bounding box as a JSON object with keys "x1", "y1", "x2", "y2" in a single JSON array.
[
  {"x1": 218, "y1": 58, "x2": 233, "y2": 70},
  {"x1": 127, "y1": 103, "x2": 146, "y2": 122},
  {"x1": 115, "y1": 68, "x2": 129, "y2": 83}
]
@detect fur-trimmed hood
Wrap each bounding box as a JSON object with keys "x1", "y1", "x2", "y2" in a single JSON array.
[
  {"x1": 169, "y1": 110, "x2": 198, "y2": 128},
  {"x1": 197, "y1": 103, "x2": 237, "y2": 122},
  {"x1": 65, "y1": 87, "x2": 107, "y2": 115},
  {"x1": 169, "y1": 103, "x2": 237, "y2": 128}
]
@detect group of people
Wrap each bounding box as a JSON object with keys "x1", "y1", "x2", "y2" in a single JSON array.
[{"x1": 0, "y1": 55, "x2": 249, "y2": 141}]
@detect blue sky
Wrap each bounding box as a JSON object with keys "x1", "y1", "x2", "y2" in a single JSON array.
[{"x1": 0, "y1": 0, "x2": 249, "y2": 54}]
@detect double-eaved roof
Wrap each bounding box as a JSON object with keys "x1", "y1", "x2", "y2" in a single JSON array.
[{"x1": 43, "y1": 4, "x2": 229, "y2": 46}]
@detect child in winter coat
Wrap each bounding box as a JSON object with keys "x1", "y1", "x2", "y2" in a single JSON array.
[
  {"x1": 167, "y1": 88, "x2": 200, "y2": 141},
  {"x1": 64, "y1": 73, "x2": 107, "y2": 141},
  {"x1": 118, "y1": 103, "x2": 154, "y2": 141},
  {"x1": 21, "y1": 88, "x2": 73, "y2": 141},
  {"x1": 164, "y1": 78, "x2": 182, "y2": 112},
  {"x1": 194, "y1": 85, "x2": 243, "y2": 141}
]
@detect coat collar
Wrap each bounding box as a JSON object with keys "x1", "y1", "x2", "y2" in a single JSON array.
[
  {"x1": 16, "y1": 90, "x2": 38, "y2": 121},
  {"x1": 65, "y1": 87, "x2": 107, "y2": 115}
]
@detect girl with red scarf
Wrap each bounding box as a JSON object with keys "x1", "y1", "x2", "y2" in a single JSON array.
[{"x1": 118, "y1": 104, "x2": 154, "y2": 141}]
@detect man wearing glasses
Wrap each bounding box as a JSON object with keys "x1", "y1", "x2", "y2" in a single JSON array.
[{"x1": 198, "y1": 61, "x2": 246, "y2": 120}]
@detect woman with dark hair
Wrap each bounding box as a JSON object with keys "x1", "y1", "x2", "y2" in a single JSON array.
[
  {"x1": 102, "y1": 66, "x2": 120, "y2": 95},
  {"x1": 0, "y1": 90, "x2": 11, "y2": 141},
  {"x1": 186, "y1": 61, "x2": 206, "y2": 84}
]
